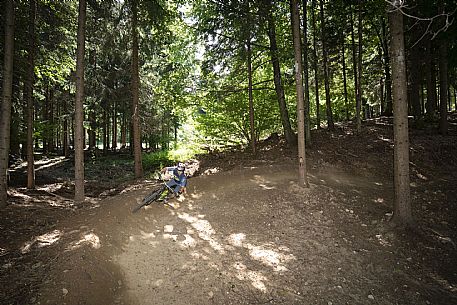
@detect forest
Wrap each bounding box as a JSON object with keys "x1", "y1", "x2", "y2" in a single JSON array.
[{"x1": 0, "y1": 0, "x2": 457, "y2": 304}]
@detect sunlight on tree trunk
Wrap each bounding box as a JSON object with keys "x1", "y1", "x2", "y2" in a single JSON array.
[
  {"x1": 245, "y1": 1, "x2": 256, "y2": 156},
  {"x1": 247, "y1": 39, "x2": 256, "y2": 155},
  {"x1": 291, "y1": 0, "x2": 309, "y2": 187},
  {"x1": 388, "y1": 2, "x2": 413, "y2": 226},
  {"x1": 74, "y1": 0, "x2": 86, "y2": 203},
  {"x1": 311, "y1": 0, "x2": 320, "y2": 129},
  {"x1": 302, "y1": 0, "x2": 311, "y2": 147},
  {"x1": 0, "y1": 0, "x2": 14, "y2": 207}
]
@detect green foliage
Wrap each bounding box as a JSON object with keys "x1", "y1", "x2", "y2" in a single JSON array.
[
  {"x1": 142, "y1": 150, "x2": 173, "y2": 171},
  {"x1": 142, "y1": 145, "x2": 199, "y2": 171},
  {"x1": 189, "y1": 0, "x2": 294, "y2": 148},
  {"x1": 168, "y1": 145, "x2": 202, "y2": 161}
]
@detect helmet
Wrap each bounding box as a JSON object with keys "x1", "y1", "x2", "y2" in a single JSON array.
[{"x1": 177, "y1": 162, "x2": 185, "y2": 171}]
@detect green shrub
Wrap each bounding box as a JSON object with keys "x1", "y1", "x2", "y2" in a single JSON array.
[
  {"x1": 142, "y1": 145, "x2": 204, "y2": 176},
  {"x1": 142, "y1": 150, "x2": 174, "y2": 171}
]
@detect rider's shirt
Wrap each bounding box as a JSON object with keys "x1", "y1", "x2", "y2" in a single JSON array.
[{"x1": 165, "y1": 166, "x2": 187, "y2": 187}]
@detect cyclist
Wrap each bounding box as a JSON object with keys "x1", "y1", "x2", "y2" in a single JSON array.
[{"x1": 160, "y1": 162, "x2": 187, "y2": 202}]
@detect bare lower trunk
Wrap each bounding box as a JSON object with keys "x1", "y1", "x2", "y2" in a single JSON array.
[
  {"x1": 381, "y1": 18, "x2": 392, "y2": 116},
  {"x1": 291, "y1": 0, "x2": 309, "y2": 187},
  {"x1": 112, "y1": 101, "x2": 117, "y2": 151},
  {"x1": 74, "y1": 0, "x2": 86, "y2": 203},
  {"x1": 388, "y1": 2, "x2": 413, "y2": 226},
  {"x1": 0, "y1": 0, "x2": 14, "y2": 206},
  {"x1": 89, "y1": 108, "x2": 96, "y2": 149},
  {"x1": 26, "y1": 0, "x2": 36, "y2": 189},
  {"x1": 131, "y1": 0, "x2": 143, "y2": 178},
  {"x1": 247, "y1": 40, "x2": 256, "y2": 155},
  {"x1": 63, "y1": 95, "x2": 69, "y2": 158},
  {"x1": 121, "y1": 111, "x2": 127, "y2": 148}
]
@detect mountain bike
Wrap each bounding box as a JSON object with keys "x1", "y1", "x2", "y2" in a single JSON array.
[
  {"x1": 132, "y1": 169, "x2": 179, "y2": 213},
  {"x1": 131, "y1": 182, "x2": 173, "y2": 213}
]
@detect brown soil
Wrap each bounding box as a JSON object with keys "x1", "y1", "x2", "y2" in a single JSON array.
[{"x1": 1, "y1": 120, "x2": 457, "y2": 305}]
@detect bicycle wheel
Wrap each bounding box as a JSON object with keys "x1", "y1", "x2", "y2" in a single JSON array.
[
  {"x1": 131, "y1": 201, "x2": 147, "y2": 213},
  {"x1": 132, "y1": 185, "x2": 166, "y2": 213},
  {"x1": 143, "y1": 185, "x2": 167, "y2": 204}
]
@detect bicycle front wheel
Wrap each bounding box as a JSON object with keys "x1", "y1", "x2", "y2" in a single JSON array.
[{"x1": 132, "y1": 185, "x2": 166, "y2": 213}]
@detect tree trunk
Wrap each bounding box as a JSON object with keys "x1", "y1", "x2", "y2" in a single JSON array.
[
  {"x1": 319, "y1": 0, "x2": 334, "y2": 130},
  {"x1": 350, "y1": 10, "x2": 358, "y2": 122},
  {"x1": 439, "y1": 41, "x2": 448, "y2": 134},
  {"x1": 341, "y1": 28, "x2": 349, "y2": 121},
  {"x1": 381, "y1": 17, "x2": 393, "y2": 116},
  {"x1": 63, "y1": 92, "x2": 69, "y2": 158},
  {"x1": 247, "y1": 40, "x2": 256, "y2": 155},
  {"x1": 74, "y1": 0, "x2": 86, "y2": 203},
  {"x1": 406, "y1": 16, "x2": 422, "y2": 120},
  {"x1": 103, "y1": 105, "x2": 108, "y2": 152},
  {"x1": 92, "y1": 111, "x2": 97, "y2": 149},
  {"x1": 0, "y1": 0, "x2": 14, "y2": 206},
  {"x1": 409, "y1": 45, "x2": 422, "y2": 119},
  {"x1": 26, "y1": 0, "x2": 36, "y2": 189},
  {"x1": 356, "y1": 1, "x2": 363, "y2": 132},
  {"x1": 10, "y1": 78, "x2": 20, "y2": 156},
  {"x1": 291, "y1": 0, "x2": 309, "y2": 187},
  {"x1": 302, "y1": 0, "x2": 311, "y2": 146},
  {"x1": 48, "y1": 87, "x2": 55, "y2": 153},
  {"x1": 311, "y1": 0, "x2": 320, "y2": 129},
  {"x1": 265, "y1": 0, "x2": 295, "y2": 145},
  {"x1": 121, "y1": 111, "x2": 127, "y2": 149},
  {"x1": 89, "y1": 107, "x2": 96, "y2": 149},
  {"x1": 380, "y1": 76, "x2": 384, "y2": 114},
  {"x1": 42, "y1": 85, "x2": 49, "y2": 154},
  {"x1": 388, "y1": 2, "x2": 413, "y2": 226},
  {"x1": 56, "y1": 95, "x2": 61, "y2": 151},
  {"x1": 245, "y1": 1, "x2": 256, "y2": 155},
  {"x1": 131, "y1": 0, "x2": 143, "y2": 178},
  {"x1": 454, "y1": 85, "x2": 457, "y2": 111},
  {"x1": 112, "y1": 100, "x2": 117, "y2": 151},
  {"x1": 425, "y1": 37, "x2": 437, "y2": 117}
]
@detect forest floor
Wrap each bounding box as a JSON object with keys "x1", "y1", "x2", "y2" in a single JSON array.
[{"x1": 1, "y1": 118, "x2": 457, "y2": 305}]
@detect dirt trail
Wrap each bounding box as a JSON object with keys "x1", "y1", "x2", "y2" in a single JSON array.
[
  {"x1": 35, "y1": 160, "x2": 457, "y2": 305},
  {"x1": 117, "y1": 164, "x2": 307, "y2": 305}
]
